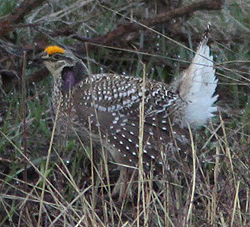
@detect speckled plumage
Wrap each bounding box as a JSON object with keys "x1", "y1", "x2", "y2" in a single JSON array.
[{"x1": 52, "y1": 71, "x2": 187, "y2": 168}]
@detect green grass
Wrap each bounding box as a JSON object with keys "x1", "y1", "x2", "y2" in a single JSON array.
[{"x1": 1, "y1": 0, "x2": 250, "y2": 226}]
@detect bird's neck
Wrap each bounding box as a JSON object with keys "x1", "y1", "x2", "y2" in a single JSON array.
[{"x1": 52, "y1": 75, "x2": 63, "y2": 110}]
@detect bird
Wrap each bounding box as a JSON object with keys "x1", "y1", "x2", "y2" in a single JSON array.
[{"x1": 36, "y1": 24, "x2": 218, "y2": 198}]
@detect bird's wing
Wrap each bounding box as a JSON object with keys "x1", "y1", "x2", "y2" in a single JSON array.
[
  {"x1": 78, "y1": 73, "x2": 178, "y2": 116},
  {"x1": 73, "y1": 73, "x2": 186, "y2": 168}
]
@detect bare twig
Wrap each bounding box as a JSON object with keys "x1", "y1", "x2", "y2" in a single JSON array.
[{"x1": 75, "y1": 0, "x2": 224, "y2": 52}]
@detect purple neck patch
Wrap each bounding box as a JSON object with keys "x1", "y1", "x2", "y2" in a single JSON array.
[{"x1": 62, "y1": 69, "x2": 76, "y2": 90}]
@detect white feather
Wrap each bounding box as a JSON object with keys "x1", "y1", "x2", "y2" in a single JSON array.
[{"x1": 178, "y1": 38, "x2": 218, "y2": 129}]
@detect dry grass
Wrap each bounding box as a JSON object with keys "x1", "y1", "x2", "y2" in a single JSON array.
[{"x1": 0, "y1": 0, "x2": 250, "y2": 226}]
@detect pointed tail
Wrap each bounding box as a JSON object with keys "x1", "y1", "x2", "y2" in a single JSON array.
[{"x1": 176, "y1": 23, "x2": 218, "y2": 128}]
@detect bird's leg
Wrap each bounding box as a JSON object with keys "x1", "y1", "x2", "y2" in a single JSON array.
[{"x1": 112, "y1": 166, "x2": 130, "y2": 201}]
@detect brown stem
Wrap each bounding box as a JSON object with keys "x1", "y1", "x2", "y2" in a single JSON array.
[{"x1": 80, "y1": 0, "x2": 224, "y2": 48}]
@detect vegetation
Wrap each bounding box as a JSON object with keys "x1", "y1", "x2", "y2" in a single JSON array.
[{"x1": 0, "y1": 0, "x2": 250, "y2": 226}]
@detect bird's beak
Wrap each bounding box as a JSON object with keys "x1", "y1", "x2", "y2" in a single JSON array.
[
  {"x1": 33, "y1": 51, "x2": 47, "y2": 63},
  {"x1": 31, "y1": 51, "x2": 47, "y2": 67}
]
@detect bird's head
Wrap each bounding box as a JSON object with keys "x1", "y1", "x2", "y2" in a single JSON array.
[
  {"x1": 36, "y1": 45, "x2": 80, "y2": 76},
  {"x1": 35, "y1": 45, "x2": 88, "y2": 90}
]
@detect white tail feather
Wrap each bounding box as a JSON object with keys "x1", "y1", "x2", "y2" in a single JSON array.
[{"x1": 176, "y1": 25, "x2": 218, "y2": 128}]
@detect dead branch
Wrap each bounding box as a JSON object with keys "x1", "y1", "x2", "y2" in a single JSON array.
[{"x1": 75, "y1": 0, "x2": 224, "y2": 51}]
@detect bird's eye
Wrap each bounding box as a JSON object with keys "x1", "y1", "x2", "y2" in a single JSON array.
[{"x1": 51, "y1": 54, "x2": 62, "y2": 61}]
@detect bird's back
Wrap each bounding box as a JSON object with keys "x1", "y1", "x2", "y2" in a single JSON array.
[{"x1": 65, "y1": 73, "x2": 188, "y2": 168}]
